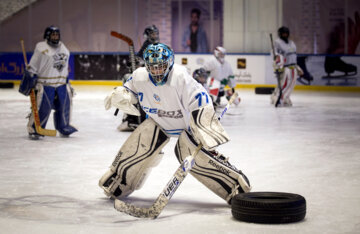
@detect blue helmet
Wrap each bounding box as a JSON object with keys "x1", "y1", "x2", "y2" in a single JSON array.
[
  {"x1": 143, "y1": 43, "x2": 174, "y2": 86},
  {"x1": 44, "y1": 25, "x2": 60, "y2": 47}
]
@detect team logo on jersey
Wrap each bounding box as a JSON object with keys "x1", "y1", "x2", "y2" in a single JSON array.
[
  {"x1": 153, "y1": 94, "x2": 161, "y2": 104},
  {"x1": 157, "y1": 109, "x2": 183, "y2": 118},
  {"x1": 142, "y1": 106, "x2": 183, "y2": 119},
  {"x1": 53, "y1": 53, "x2": 68, "y2": 72}
]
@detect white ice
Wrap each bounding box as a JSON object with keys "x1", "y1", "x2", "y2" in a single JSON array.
[{"x1": 0, "y1": 85, "x2": 360, "y2": 234}]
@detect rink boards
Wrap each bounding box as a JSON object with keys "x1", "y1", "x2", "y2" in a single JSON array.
[{"x1": 1, "y1": 52, "x2": 360, "y2": 90}]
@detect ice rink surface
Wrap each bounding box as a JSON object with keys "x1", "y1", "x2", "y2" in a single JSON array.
[{"x1": 0, "y1": 85, "x2": 359, "y2": 234}]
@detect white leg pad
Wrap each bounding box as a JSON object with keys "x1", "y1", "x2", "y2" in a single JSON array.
[
  {"x1": 175, "y1": 131, "x2": 251, "y2": 204},
  {"x1": 99, "y1": 118, "x2": 169, "y2": 198}
]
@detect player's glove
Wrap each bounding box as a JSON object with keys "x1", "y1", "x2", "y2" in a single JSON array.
[
  {"x1": 18, "y1": 70, "x2": 37, "y2": 96},
  {"x1": 104, "y1": 86, "x2": 140, "y2": 116},
  {"x1": 273, "y1": 54, "x2": 284, "y2": 72}
]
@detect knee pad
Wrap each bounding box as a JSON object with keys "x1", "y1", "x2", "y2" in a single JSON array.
[
  {"x1": 175, "y1": 131, "x2": 251, "y2": 204},
  {"x1": 99, "y1": 118, "x2": 169, "y2": 198}
]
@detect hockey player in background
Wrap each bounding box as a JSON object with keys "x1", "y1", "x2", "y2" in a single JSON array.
[
  {"x1": 99, "y1": 43, "x2": 251, "y2": 205},
  {"x1": 271, "y1": 26, "x2": 303, "y2": 107},
  {"x1": 19, "y1": 26, "x2": 77, "y2": 139},
  {"x1": 137, "y1": 25, "x2": 160, "y2": 59},
  {"x1": 192, "y1": 67, "x2": 209, "y2": 91},
  {"x1": 117, "y1": 25, "x2": 160, "y2": 131},
  {"x1": 203, "y1": 46, "x2": 239, "y2": 107}
]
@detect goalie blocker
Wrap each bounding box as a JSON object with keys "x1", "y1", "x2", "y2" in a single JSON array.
[{"x1": 99, "y1": 105, "x2": 251, "y2": 204}]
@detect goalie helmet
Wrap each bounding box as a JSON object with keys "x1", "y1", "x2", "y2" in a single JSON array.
[
  {"x1": 143, "y1": 43, "x2": 174, "y2": 86},
  {"x1": 278, "y1": 26, "x2": 290, "y2": 43},
  {"x1": 144, "y1": 25, "x2": 159, "y2": 44},
  {"x1": 192, "y1": 68, "x2": 208, "y2": 85},
  {"x1": 44, "y1": 25, "x2": 60, "y2": 47},
  {"x1": 214, "y1": 46, "x2": 226, "y2": 64}
]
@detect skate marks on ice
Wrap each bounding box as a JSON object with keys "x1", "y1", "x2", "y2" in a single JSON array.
[
  {"x1": 0, "y1": 195, "x2": 123, "y2": 225},
  {"x1": 0, "y1": 195, "x2": 229, "y2": 223}
]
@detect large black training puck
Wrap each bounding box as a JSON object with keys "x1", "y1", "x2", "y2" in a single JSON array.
[
  {"x1": 0, "y1": 82, "x2": 14, "y2": 88},
  {"x1": 231, "y1": 192, "x2": 306, "y2": 224},
  {"x1": 255, "y1": 87, "x2": 274, "y2": 95}
]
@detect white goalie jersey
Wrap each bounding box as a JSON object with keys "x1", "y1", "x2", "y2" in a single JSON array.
[
  {"x1": 124, "y1": 64, "x2": 213, "y2": 136},
  {"x1": 28, "y1": 41, "x2": 70, "y2": 87},
  {"x1": 274, "y1": 38, "x2": 297, "y2": 66}
]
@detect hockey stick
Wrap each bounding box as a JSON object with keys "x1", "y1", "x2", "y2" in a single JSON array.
[
  {"x1": 270, "y1": 34, "x2": 282, "y2": 107},
  {"x1": 20, "y1": 39, "x2": 57, "y2": 136},
  {"x1": 114, "y1": 92, "x2": 239, "y2": 219},
  {"x1": 110, "y1": 31, "x2": 136, "y2": 72},
  {"x1": 110, "y1": 31, "x2": 141, "y2": 123}
]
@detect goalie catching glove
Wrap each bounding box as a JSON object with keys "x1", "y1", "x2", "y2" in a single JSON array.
[
  {"x1": 273, "y1": 54, "x2": 284, "y2": 72},
  {"x1": 104, "y1": 86, "x2": 140, "y2": 116},
  {"x1": 19, "y1": 70, "x2": 38, "y2": 96}
]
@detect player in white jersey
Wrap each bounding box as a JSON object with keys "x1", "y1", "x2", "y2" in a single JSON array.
[
  {"x1": 19, "y1": 26, "x2": 77, "y2": 138},
  {"x1": 203, "y1": 46, "x2": 237, "y2": 107},
  {"x1": 271, "y1": 26, "x2": 303, "y2": 106},
  {"x1": 99, "y1": 43, "x2": 251, "y2": 205}
]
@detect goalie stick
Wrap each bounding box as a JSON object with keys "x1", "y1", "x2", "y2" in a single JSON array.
[
  {"x1": 20, "y1": 39, "x2": 57, "y2": 137},
  {"x1": 110, "y1": 31, "x2": 141, "y2": 123},
  {"x1": 270, "y1": 33, "x2": 282, "y2": 108},
  {"x1": 114, "y1": 92, "x2": 240, "y2": 219}
]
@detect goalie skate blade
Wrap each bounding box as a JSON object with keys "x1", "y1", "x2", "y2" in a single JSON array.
[
  {"x1": 114, "y1": 199, "x2": 160, "y2": 219},
  {"x1": 28, "y1": 133, "x2": 42, "y2": 140}
]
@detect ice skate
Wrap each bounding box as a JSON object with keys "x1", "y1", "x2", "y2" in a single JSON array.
[
  {"x1": 322, "y1": 57, "x2": 358, "y2": 85},
  {"x1": 297, "y1": 56, "x2": 313, "y2": 85},
  {"x1": 270, "y1": 91, "x2": 278, "y2": 104},
  {"x1": 324, "y1": 56, "x2": 357, "y2": 77},
  {"x1": 28, "y1": 132, "x2": 43, "y2": 140},
  {"x1": 284, "y1": 98, "x2": 292, "y2": 107}
]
